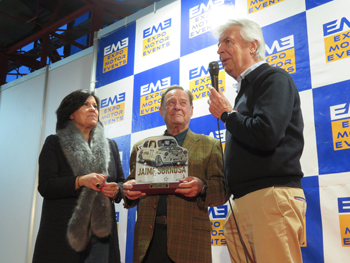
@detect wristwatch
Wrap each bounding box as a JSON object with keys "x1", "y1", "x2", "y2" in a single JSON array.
[{"x1": 221, "y1": 111, "x2": 233, "y2": 123}]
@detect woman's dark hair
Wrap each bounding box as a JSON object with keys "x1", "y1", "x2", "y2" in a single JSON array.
[{"x1": 56, "y1": 89, "x2": 100, "y2": 131}]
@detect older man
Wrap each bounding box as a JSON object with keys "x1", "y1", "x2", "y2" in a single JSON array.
[
  {"x1": 123, "y1": 85, "x2": 227, "y2": 263},
  {"x1": 208, "y1": 19, "x2": 306, "y2": 263}
]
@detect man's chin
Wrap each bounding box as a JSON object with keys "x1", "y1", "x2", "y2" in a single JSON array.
[{"x1": 168, "y1": 119, "x2": 185, "y2": 126}]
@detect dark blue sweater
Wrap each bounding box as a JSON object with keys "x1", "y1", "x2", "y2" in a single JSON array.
[{"x1": 224, "y1": 63, "x2": 304, "y2": 199}]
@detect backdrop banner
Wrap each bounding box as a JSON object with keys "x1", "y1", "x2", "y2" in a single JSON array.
[{"x1": 95, "y1": 0, "x2": 350, "y2": 262}]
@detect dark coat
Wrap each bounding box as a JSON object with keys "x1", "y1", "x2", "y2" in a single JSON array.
[{"x1": 32, "y1": 135, "x2": 125, "y2": 263}]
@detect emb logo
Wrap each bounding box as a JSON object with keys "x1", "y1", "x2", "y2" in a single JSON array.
[
  {"x1": 140, "y1": 77, "x2": 171, "y2": 116},
  {"x1": 330, "y1": 103, "x2": 350, "y2": 150},
  {"x1": 338, "y1": 197, "x2": 350, "y2": 246},
  {"x1": 103, "y1": 38, "x2": 128, "y2": 73},
  {"x1": 323, "y1": 17, "x2": 350, "y2": 63},
  {"x1": 189, "y1": 62, "x2": 225, "y2": 101},
  {"x1": 248, "y1": 0, "x2": 284, "y2": 14},
  {"x1": 209, "y1": 205, "x2": 227, "y2": 246},
  {"x1": 266, "y1": 35, "x2": 296, "y2": 74},
  {"x1": 189, "y1": 0, "x2": 225, "y2": 38},
  {"x1": 100, "y1": 92, "x2": 126, "y2": 126},
  {"x1": 143, "y1": 19, "x2": 171, "y2": 56}
]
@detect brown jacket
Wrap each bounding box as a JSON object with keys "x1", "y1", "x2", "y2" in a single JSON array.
[{"x1": 125, "y1": 130, "x2": 227, "y2": 263}]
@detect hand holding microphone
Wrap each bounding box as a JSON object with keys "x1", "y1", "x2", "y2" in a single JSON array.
[
  {"x1": 208, "y1": 61, "x2": 233, "y2": 119},
  {"x1": 209, "y1": 61, "x2": 220, "y2": 91}
]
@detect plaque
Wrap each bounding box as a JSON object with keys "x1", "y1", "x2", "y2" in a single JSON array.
[
  {"x1": 132, "y1": 182, "x2": 181, "y2": 195},
  {"x1": 132, "y1": 136, "x2": 189, "y2": 194}
]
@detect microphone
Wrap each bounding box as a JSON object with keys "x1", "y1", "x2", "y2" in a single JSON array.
[{"x1": 209, "y1": 61, "x2": 219, "y2": 91}]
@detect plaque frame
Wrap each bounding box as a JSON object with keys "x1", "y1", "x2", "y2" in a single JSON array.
[{"x1": 131, "y1": 182, "x2": 181, "y2": 195}]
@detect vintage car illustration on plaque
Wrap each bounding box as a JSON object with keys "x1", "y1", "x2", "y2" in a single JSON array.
[{"x1": 137, "y1": 136, "x2": 188, "y2": 167}]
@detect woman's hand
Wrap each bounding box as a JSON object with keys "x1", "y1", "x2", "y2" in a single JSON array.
[
  {"x1": 78, "y1": 173, "x2": 107, "y2": 191},
  {"x1": 102, "y1": 182, "x2": 119, "y2": 199}
]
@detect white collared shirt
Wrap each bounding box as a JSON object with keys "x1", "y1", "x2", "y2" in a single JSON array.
[{"x1": 234, "y1": 61, "x2": 267, "y2": 93}]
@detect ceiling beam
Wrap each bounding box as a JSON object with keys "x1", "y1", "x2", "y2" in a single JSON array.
[
  {"x1": 90, "y1": 3, "x2": 104, "y2": 46},
  {"x1": 7, "y1": 5, "x2": 92, "y2": 54},
  {"x1": 0, "y1": 52, "x2": 41, "y2": 70},
  {"x1": 51, "y1": 32, "x2": 87, "y2": 50},
  {"x1": 0, "y1": 56, "x2": 8, "y2": 84},
  {"x1": 48, "y1": 0, "x2": 66, "y2": 25},
  {"x1": 80, "y1": 0, "x2": 148, "y2": 20},
  {"x1": 39, "y1": 34, "x2": 49, "y2": 68}
]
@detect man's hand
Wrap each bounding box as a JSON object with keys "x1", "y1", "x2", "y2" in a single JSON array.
[
  {"x1": 175, "y1": 176, "x2": 204, "y2": 197},
  {"x1": 123, "y1": 180, "x2": 146, "y2": 200},
  {"x1": 208, "y1": 86, "x2": 233, "y2": 119}
]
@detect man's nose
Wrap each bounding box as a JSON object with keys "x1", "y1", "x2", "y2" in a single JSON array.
[
  {"x1": 217, "y1": 44, "x2": 224, "y2": 55},
  {"x1": 174, "y1": 102, "x2": 181, "y2": 110}
]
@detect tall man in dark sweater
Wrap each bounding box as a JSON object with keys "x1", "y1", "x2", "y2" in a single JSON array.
[{"x1": 208, "y1": 18, "x2": 306, "y2": 263}]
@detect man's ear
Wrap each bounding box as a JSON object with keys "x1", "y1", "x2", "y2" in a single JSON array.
[
  {"x1": 250, "y1": 40, "x2": 258, "y2": 54},
  {"x1": 159, "y1": 106, "x2": 163, "y2": 117}
]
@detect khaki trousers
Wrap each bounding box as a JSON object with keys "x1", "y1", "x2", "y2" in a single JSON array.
[{"x1": 224, "y1": 187, "x2": 306, "y2": 263}]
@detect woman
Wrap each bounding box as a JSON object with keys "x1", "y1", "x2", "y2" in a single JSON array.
[{"x1": 32, "y1": 89, "x2": 125, "y2": 263}]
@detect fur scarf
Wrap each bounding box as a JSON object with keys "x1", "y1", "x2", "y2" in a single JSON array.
[{"x1": 57, "y1": 121, "x2": 112, "y2": 252}]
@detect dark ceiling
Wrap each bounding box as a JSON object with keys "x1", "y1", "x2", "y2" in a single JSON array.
[{"x1": 0, "y1": 0, "x2": 159, "y2": 84}]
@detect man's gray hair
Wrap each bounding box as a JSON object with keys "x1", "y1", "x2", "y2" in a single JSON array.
[
  {"x1": 161, "y1": 85, "x2": 193, "y2": 106},
  {"x1": 214, "y1": 18, "x2": 266, "y2": 61}
]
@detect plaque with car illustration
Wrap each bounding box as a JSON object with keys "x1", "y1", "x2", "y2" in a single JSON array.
[{"x1": 132, "y1": 136, "x2": 189, "y2": 194}]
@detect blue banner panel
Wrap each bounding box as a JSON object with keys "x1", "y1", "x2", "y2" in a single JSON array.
[
  {"x1": 111, "y1": 134, "x2": 135, "y2": 263},
  {"x1": 96, "y1": 22, "x2": 136, "y2": 88},
  {"x1": 263, "y1": 12, "x2": 311, "y2": 92},
  {"x1": 132, "y1": 59, "x2": 180, "y2": 133},
  {"x1": 180, "y1": 0, "x2": 235, "y2": 57},
  {"x1": 306, "y1": 0, "x2": 333, "y2": 10},
  {"x1": 301, "y1": 176, "x2": 324, "y2": 263},
  {"x1": 111, "y1": 134, "x2": 131, "y2": 177},
  {"x1": 125, "y1": 206, "x2": 137, "y2": 263},
  {"x1": 189, "y1": 113, "x2": 225, "y2": 138},
  {"x1": 313, "y1": 80, "x2": 350, "y2": 174}
]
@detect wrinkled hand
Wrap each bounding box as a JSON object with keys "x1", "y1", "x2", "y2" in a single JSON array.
[
  {"x1": 175, "y1": 176, "x2": 204, "y2": 197},
  {"x1": 79, "y1": 173, "x2": 107, "y2": 191},
  {"x1": 208, "y1": 86, "x2": 233, "y2": 119},
  {"x1": 102, "y1": 182, "x2": 119, "y2": 199},
  {"x1": 123, "y1": 180, "x2": 146, "y2": 200}
]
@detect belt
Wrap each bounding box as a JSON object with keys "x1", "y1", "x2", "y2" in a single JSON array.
[{"x1": 155, "y1": 215, "x2": 167, "y2": 225}]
